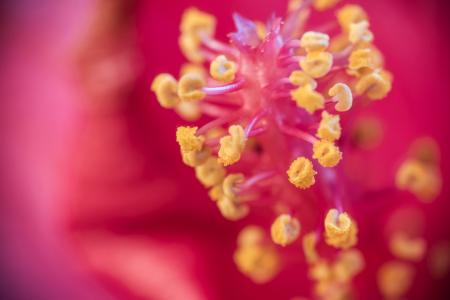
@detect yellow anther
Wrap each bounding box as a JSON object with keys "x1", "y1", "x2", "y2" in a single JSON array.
[
  {"x1": 237, "y1": 226, "x2": 265, "y2": 247},
  {"x1": 289, "y1": 70, "x2": 317, "y2": 89},
  {"x1": 300, "y1": 51, "x2": 333, "y2": 78},
  {"x1": 333, "y1": 249, "x2": 365, "y2": 283},
  {"x1": 255, "y1": 21, "x2": 267, "y2": 40},
  {"x1": 288, "y1": 0, "x2": 303, "y2": 12},
  {"x1": 336, "y1": 5, "x2": 368, "y2": 33},
  {"x1": 303, "y1": 232, "x2": 319, "y2": 264},
  {"x1": 270, "y1": 214, "x2": 301, "y2": 246},
  {"x1": 300, "y1": 31, "x2": 330, "y2": 53},
  {"x1": 234, "y1": 234, "x2": 281, "y2": 283},
  {"x1": 329, "y1": 83, "x2": 353, "y2": 112},
  {"x1": 309, "y1": 260, "x2": 333, "y2": 281},
  {"x1": 324, "y1": 209, "x2": 358, "y2": 249},
  {"x1": 355, "y1": 69, "x2": 392, "y2": 100},
  {"x1": 389, "y1": 232, "x2": 426, "y2": 262},
  {"x1": 313, "y1": 140, "x2": 342, "y2": 168},
  {"x1": 287, "y1": 157, "x2": 317, "y2": 189},
  {"x1": 195, "y1": 156, "x2": 226, "y2": 187},
  {"x1": 151, "y1": 73, "x2": 180, "y2": 108},
  {"x1": 181, "y1": 147, "x2": 210, "y2": 167},
  {"x1": 349, "y1": 20, "x2": 373, "y2": 44},
  {"x1": 208, "y1": 184, "x2": 223, "y2": 202},
  {"x1": 396, "y1": 159, "x2": 441, "y2": 202},
  {"x1": 291, "y1": 85, "x2": 325, "y2": 114},
  {"x1": 223, "y1": 173, "x2": 245, "y2": 200},
  {"x1": 179, "y1": 8, "x2": 216, "y2": 63},
  {"x1": 174, "y1": 101, "x2": 202, "y2": 121},
  {"x1": 316, "y1": 111, "x2": 341, "y2": 142},
  {"x1": 178, "y1": 73, "x2": 206, "y2": 101},
  {"x1": 348, "y1": 48, "x2": 378, "y2": 73},
  {"x1": 176, "y1": 126, "x2": 204, "y2": 153},
  {"x1": 428, "y1": 241, "x2": 450, "y2": 279},
  {"x1": 329, "y1": 33, "x2": 350, "y2": 52},
  {"x1": 313, "y1": 0, "x2": 341, "y2": 11},
  {"x1": 377, "y1": 261, "x2": 415, "y2": 299},
  {"x1": 179, "y1": 34, "x2": 203, "y2": 63},
  {"x1": 218, "y1": 125, "x2": 247, "y2": 166},
  {"x1": 180, "y1": 7, "x2": 216, "y2": 36},
  {"x1": 217, "y1": 195, "x2": 249, "y2": 221},
  {"x1": 180, "y1": 63, "x2": 207, "y2": 78},
  {"x1": 410, "y1": 137, "x2": 440, "y2": 166},
  {"x1": 210, "y1": 55, "x2": 237, "y2": 83}
]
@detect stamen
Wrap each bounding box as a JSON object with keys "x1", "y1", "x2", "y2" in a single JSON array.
[
  {"x1": 245, "y1": 110, "x2": 268, "y2": 136},
  {"x1": 197, "y1": 114, "x2": 238, "y2": 135},
  {"x1": 280, "y1": 124, "x2": 319, "y2": 144},
  {"x1": 200, "y1": 102, "x2": 235, "y2": 118},
  {"x1": 202, "y1": 79, "x2": 246, "y2": 95},
  {"x1": 278, "y1": 55, "x2": 303, "y2": 67},
  {"x1": 200, "y1": 35, "x2": 239, "y2": 58},
  {"x1": 271, "y1": 214, "x2": 301, "y2": 246},
  {"x1": 236, "y1": 171, "x2": 278, "y2": 192}
]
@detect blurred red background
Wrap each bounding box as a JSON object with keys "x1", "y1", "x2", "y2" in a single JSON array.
[{"x1": 1, "y1": 0, "x2": 450, "y2": 299}]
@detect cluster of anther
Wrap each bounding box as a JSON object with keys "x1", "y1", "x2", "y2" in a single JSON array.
[{"x1": 151, "y1": 0, "x2": 399, "y2": 296}]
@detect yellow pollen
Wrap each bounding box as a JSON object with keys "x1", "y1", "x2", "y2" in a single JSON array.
[
  {"x1": 222, "y1": 173, "x2": 245, "y2": 200},
  {"x1": 208, "y1": 184, "x2": 223, "y2": 202},
  {"x1": 237, "y1": 226, "x2": 266, "y2": 247},
  {"x1": 377, "y1": 261, "x2": 415, "y2": 299},
  {"x1": 255, "y1": 21, "x2": 267, "y2": 40},
  {"x1": 300, "y1": 51, "x2": 333, "y2": 79},
  {"x1": 348, "y1": 48, "x2": 377, "y2": 74},
  {"x1": 174, "y1": 101, "x2": 202, "y2": 121},
  {"x1": 324, "y1": 209, "x2": 358, "y2": 249},
  {"x1": 210, "y1": 55, "x2": 237, "y2": 83},
  {"x1": 395, "y1": 159, "x2": 441, "y2": 202},
  {"x1": 309, "y1": 259, "x2": 333, "y2": 282},
  {"x1": 180, "y1": 7, "x2": 216, "y2": 36},
  {"x1": 288, "y1": 0, "x2": 303, "y2": 12},
  {"x1": 355, "y1": 69, "x2": 392, "y2": 100},
  {"x1": 389, "y1": 232, "x2": 426, "y2": 262},
  {"x1": 289, "y1": 70, "x2": 317, "y2": 89},
  {"x1": 270, "y1": 214, "x2": 301, "y2": 246},
  {"x1": 151, "y1": 73, "x2": 180, "y2": 109},
  {"x1": 329, "y1": 83, "x2": 353, "y2": 112},
  {"x1": 336, "y1": 4, "x2": 368, "y2": 33},
  {"x1": 181, "y1": 147, "x2": 210, "y2": 167},
  {"x1": 179, "y1": 7, "x2": 216, "y2": 63},
  {"x1": 313, "y1": 0, "x2": 341, "y2": 11},
  {"x1": 300, "y1": 31, "x2": 330, "y2": 53},
  {"x1": 410, "y1": 136, "x2": 441, "y2": 166},
  {"x1": 217, "y1": 195, "x2": 249, "y2": 221},
  {"x1": 287, "y1": 157, "x2": 317, "y2": 189},
  {"x1": 316, "y1": 111, "x2": 341, "y2": 142},
  {"x1": 312, "y1": 140, "x2": 342, "y2": 168},
  {"x1": 303, "y1": 232, "x2": 319, "y2": 264},
  {"x1": 176, "y1": 126, "x2": 204, "y2": 153},
  {"x1": 195, "y1": 156, "x2": 226, "y2": 187},
  {"x1": 180, "y1": 63, "x2": 207, "y2": 78},
  {"x1": 291, "y1": 85, "x2": 325, "y2": 114},
  {"x1": 234, "y1": 228, "x2": 281, "y2": 283},
  {"x1": 218, "y1": 125, "x2": 247, "y2": 166},
  {"x1": 178, "y1": 73, "x2": 206, "y2": 101},
  {"x1": 332, "y1": 249, "x2": 365, "y2": 283},
  {"x1": 179, "y1": 34, "x2": 203, "y2": 63},
  {"x1": 349, "y1": 20, "x2": 373, "y2": 44}
]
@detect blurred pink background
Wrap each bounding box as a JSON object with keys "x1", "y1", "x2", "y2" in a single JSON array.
[{"x1": 1, "y1": 0, "x2": 450, "y2": 299}]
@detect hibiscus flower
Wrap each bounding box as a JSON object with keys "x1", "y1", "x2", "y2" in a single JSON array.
[{"x1": 1, "y1": 0, "x2": 449, "y2": 299}]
